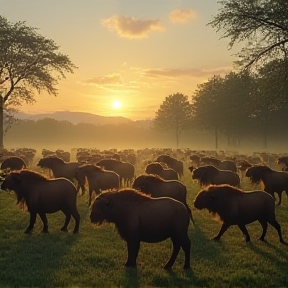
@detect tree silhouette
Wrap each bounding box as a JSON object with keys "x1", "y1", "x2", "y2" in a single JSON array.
[
  {"x1": 209, "y1": 0, "x2": 288, "y2": 69},
  {"x1": 154, "y1": 93, "x2": 193, "y2": 148},
  {"x1": 0, "y1": 16, "x2": 77, "y2": 148}
]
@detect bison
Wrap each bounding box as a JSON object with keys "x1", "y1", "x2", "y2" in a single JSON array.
[
  {"x1": 37, "y1": 156, "x2": 78, "y2": 181},
  {"x1": 96, "y1": 158, "x2": 135, "y2": 187},
  {"x1": 132, "y1": 174, "x2": 194, "y2": 224},
  {"x1": 145, "y1": 162, "x2": 178, "y2": 180},
  {"x1": 75, "y1": 164, "x2": 120, "y2": 206},
  {"x1": 245, "y1": 165, "x2": 288, "y2": 205},
  {"x1": 200, "y1": 157, "x2": 237, "y2": 172},
  {"x1": 189, "y1": 165, "x2": 240, "y2": 187},
  {"x1": 194, "y1": 184, "x2": 285, "y2": 243},
  {"x1": 155, "y1": 155, "x2": 184, "y2": 178},
  {"x1": 90, "y1": 188, "x2": 191, "y2": 269},
  {"x1": 1, "y1": 170, "x2": 80, "y2": 234},
  {"x1": 0, "y1": 156, "x2": 27, "y2": 171}
]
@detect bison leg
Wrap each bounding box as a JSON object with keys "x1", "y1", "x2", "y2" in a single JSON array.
[
  {"x1": 276, "y1": 192, "x2": 282, "y2": 206},
  {"x1": 212, "y1": 223, "x2": 230, "y2": 241},
  {"x1": 88, "y1": 189, "x2": 98, "y2": 206},
  {"x1": 237, "y1": 224, "x2": 250, "y2": 242},
  {"x1": 258, "y1": 220, "x2": 268, "y2": 241},
  {"x1": 125, "y1": 240, "x2": 140, "y2": 268},
  {"x1": 38, "y1": 213, "x2": 49, "y2": 233},
  {"x1": 71, "y1": 210, "x2": 80, "y2": 234},
  {"x1": 267, "y1": 219, "x2": 285, "y2": 244},
  {"x1": 60, "y1": 211, "x2": 71, "y2": 232},
  {"x1": 164, "y1": 238, "x2": 181, "y2": 270},
  {"x1": 76, "y1": 183, "x2": 85, "y2": 196},
  {"x1": 185, "y1": 204, "x2": 195, "y2": 226},
  {"x1": 25, "y1": 212, "x2": 37, "y2": 234}
]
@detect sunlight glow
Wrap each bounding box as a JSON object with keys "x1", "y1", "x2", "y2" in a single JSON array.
[{"x1": 112, "y1": 100, "x2": 122, "y2": 109}]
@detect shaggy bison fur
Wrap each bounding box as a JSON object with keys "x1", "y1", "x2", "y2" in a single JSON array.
[
  {"x1": 1, "y1": 170, "x2": 80, "y2": 234},
  {"x1": 200, "y1": 157, "x2": 237, "y2": 172},
  {"x1": 96, "y1": 159, "x2": 135, "y2": 187},
  {"x1": 245, "y1": 165, "x2": 288, "y2": 205},
  {"x1": 189, "y1": 165, "x2": 240, "y2": 187},
  {"x1": 1, "y1": 156, "x2": 27, "y2": 171},
  {"x1": 90, "y1": 188, "x2": 191, "y2": 269},
  {"x1": 132, "y1": 174, "x2": 194, "y2": 224},
  {"x1": 194, "y1": 184, "x2": 285, "y2": 243},
  {"x1": 75, "y1": 164, "x2": 120, "y2": 206},
  {"x1": 145, "y1": 162, "x2": 178, "y2": 180},
  {"x1": 155, "y1": 155, "x2": 184, "y2": 178}
]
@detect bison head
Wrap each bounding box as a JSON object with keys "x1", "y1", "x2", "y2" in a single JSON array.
[
  {"x1": 277, "y1": 156, "x2": 288, "y2": 166},
  {"x1": 37, "y1": 157, "x2": 53, "y2": 168},
  {"x1": 194, "y1": 185, "x2": 236, "y2": 221},
  {"x1": 194, "y1": 185, "x2": 219, "y2": 213},
  {"x1": 245, "y1": 165, "x2": 271, "y2": 184},
  {"x1": 188, "y1": 166, "x2": 194, "y2": 173},
  {"x1": 90, "y1": 193, "x2": 114, "y2": 225},
  {"x1": 132, "y1": 174, "x2": 160, "y2": 193},
  {"x1": 192, "y1": 165, "x2": 217, "y2": 186},
  {"x1": 145, "y1": 163, "x2": 162, "y2": 175},
  {"x1": 1, "y1": 172, "x2": 24, "y2": 204}
]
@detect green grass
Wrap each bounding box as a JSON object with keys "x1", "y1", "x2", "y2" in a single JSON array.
[{"x1": 0, "y1": 167, "x2": 288, "y2": 288}]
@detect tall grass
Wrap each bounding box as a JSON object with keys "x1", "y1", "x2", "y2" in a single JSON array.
[{"x1": 0, "y1": 162, "x2": 287, "y2": 288}]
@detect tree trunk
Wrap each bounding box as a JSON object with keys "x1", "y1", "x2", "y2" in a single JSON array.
[
  {"x1": 215, "y1": 128, "x2": 218, "y2": 150},
  {"x1": 0, "y1": 95, "x2": 3, "y2": 149},
  {"x1": 176, "y1": 124, "x2": 179, "y2": 148}
]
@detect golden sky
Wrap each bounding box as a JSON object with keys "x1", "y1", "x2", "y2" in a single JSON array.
[{"x1": 1, "y1": 0, "x2": 238, "y2": 120}]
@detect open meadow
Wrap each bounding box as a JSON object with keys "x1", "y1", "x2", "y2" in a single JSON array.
[{"x1": 0, "y1": 156, "x2": 288, "y2": 288}]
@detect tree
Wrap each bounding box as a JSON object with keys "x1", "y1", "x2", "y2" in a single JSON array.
[
  {"x1": 248, "y1": 59, "x2": 288, "y2": 149},
  {"x1": 0, "y1": 16, "x2": 77, "y2": 148},
  {"x1": 154, "y1": 93, "x2": 193, "y2": 148},
  {"x1": 191, "y1": 75, "x2": 225, "y2": 150},
  {"x1": 209, "y1": 0, "x2": 288, "y2": 69},
  {"x1": 192, "y1": 72, "x2": 256, "y2": 150}
]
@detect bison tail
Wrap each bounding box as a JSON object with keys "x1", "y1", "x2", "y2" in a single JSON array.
[{"x1": 185, "y1": 204, "x2": 195, "y2": 226}]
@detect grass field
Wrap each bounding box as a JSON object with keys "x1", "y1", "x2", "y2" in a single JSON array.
[{"x1": 0, "y1": 165, "x2": 288, "y2": 288}]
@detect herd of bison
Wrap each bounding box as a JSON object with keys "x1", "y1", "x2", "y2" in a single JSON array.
[{"x1": 0, "y1": 147, "x2": 288, "y2": 269}]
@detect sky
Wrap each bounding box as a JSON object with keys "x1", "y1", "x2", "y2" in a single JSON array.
[{"x1": 1, "y1": 0, "x2": 239, "y2": 120}]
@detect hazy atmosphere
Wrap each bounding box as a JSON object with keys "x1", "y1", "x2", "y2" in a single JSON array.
[{"x1": 1, "y1": 0, "x2": 237, "y2": 120}]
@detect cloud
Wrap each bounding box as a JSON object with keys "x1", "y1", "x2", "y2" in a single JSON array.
[
  {"x1": 79, "y1": 73, "x2": 140, "y2": 94},
  {"x1": 81, "y1": 74, "x2": 124, "y2": 86},
  {"x1": 142, "y1": 67, "x2": 232, "y2": 79},
  {"x1": 101, "y1": 16, "x2": 165, "y2": 39},
  {"x1": 169, "y1": 9, "x2": 197, "y2": 23}
]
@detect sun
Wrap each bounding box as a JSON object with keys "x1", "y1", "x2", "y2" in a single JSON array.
[{"x1": 112, "y1": 100, "x2": 122, "y2": 109}]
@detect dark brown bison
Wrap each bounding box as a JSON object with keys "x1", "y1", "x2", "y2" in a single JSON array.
[
  {"x1": 245, "y1": 165, "x2": 288, "y2": 205},
  {"x1": 189, "y1": 165, "x2": 240, "y2": 187},
  {"x1": 237, "y1": 160, "x2": 253, "y2": 179},
  {"x1": 0, "y1": 156, "x2": 27, "y2": 171},
  {"x1": 132, "y1": 174, "x2": 194, "y2": 224},
  {"x1": 37, "y1": 156, "x2": 82, "y2": 192},
  {"x1": 96, "y1": 159, "x2": 135, "y2": 186},
  {"x1": 145, "y1": 162, "x2": 178, "y2": 180},
  {"x1": 155, "y1": 155, "x2": 184, "y2": 178},
  {"x1": 37, "y1": 156, "x2": 78, "y2": 180},
  {"x1": 1, "y1": 170, "x2": 80, "y2": 234},
  {"x1": 75, "y1": 164, "x2": 120, "y2": 206},
  {"x1": 90, "y1": 188, "x2": 191, "y2": 269},
  {"x1": 189, "y1": 154, "x2": 201, "y2": 167},
  {"x1": 194, "y1": 185, "x2": 285, "y2": 243},
  {"x1": 277, "y1": 156, "x2": 288, "y2": 171},
  {"x1": 201, "y1": 157, "x2": 237, "y2": 172}
]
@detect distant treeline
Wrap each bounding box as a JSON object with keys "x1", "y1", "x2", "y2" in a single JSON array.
[{"x1": 4, "y1": 118, "x2": 288, "y2": 153}]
